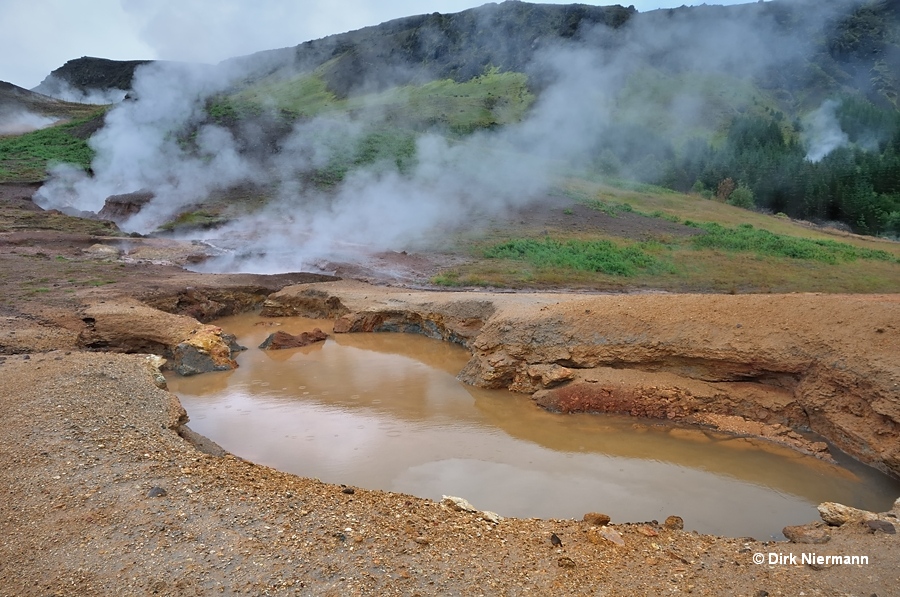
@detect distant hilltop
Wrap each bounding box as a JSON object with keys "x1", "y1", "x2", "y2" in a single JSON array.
[{"x1": 32, "y1": 1, "x2": 900, "y2": 112}]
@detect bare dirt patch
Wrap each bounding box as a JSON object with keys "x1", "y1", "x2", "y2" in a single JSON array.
[{"x1": 1, "y1": 183, "x2": 898, "y2": 595}]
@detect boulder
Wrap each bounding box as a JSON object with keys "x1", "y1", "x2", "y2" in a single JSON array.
[
  {"x1": 783, "y1": 524, "x2": 831, "y2": 544},
  {"x1": 258, "y1": 329, "x2": 327, "y2": 350},
  {"x1": 817, "y1": 502, "x2": 877, "y2": 526},
  {"x1": 172, "y1": 343, "x2": 232, "y2": 376},
  {"x1": 97, "y1": 190, "x2": 153, "y2": 224}
]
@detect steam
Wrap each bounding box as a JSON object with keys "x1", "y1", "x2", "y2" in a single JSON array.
[
  {"x1": 36, "y1": 60, "x2": 260, "y2": 222},
  {"x1": 34, "y1": 76, "x2": 128, "y2": 105},
  {"x1": 0, "y1": 109, "x2": 59, "y2": 135},
  {"x1": 802, "y1": 99, "x2": 849, "y2": 162},
  {"x1": 34, "y1": 1, "x2": 871, "y2": 274}
]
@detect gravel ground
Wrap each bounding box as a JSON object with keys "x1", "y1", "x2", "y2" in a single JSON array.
[
  {"x1": 1, "y1": 351, "x2": 898, "y2": 596},
  {"x1": 2, "y1": 183, "x2": 899, "y2": 595}
]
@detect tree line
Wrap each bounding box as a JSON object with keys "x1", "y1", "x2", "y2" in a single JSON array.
[{"x1": 654, "y1": 97, "x2": 900, "y2": 237}]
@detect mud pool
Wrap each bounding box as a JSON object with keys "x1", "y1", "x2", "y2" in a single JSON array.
[{"x1": 166, "y1": 314, "x2": 900, "y2": 539}]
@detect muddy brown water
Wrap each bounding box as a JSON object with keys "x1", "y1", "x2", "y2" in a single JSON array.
[{"x1": 166, "y1": 314, "x2": 900, "y2": 539}]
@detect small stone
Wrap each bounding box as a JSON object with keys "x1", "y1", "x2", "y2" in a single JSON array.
[
  {"x1": 818, "y1": 502, "x2": 876, "y2": 526},
  {"x1": 550, "y1": 533, "x2": 562, "y2": 547},
  {"x1": 441, "y1": 495, "x2": 479, "y2": 513},
  {"x1": 341, "y1": 487, "x2": 355, "y2": 495},
  {"x1": 557, "y1": 556, "x2": 576, "y2": 569},
  {"x1": 600, "y1": 526, "x2": 625, "y2": 546},
  {"x1": 583, "y1": 512, "x2": 611, "y2": 526},
  {"x1": 664, "y1": 516, "x2": 684, "y2": 530},
  {"x1": 414, "y1": 537, "x2": 429, "y2": 545},
  {"x1": 866, "y1": 520, "x2": 896, "y2": 534},
  {"x1": 147, "y1": 487, "x2": 167, "y2": 498},
  {"x1": 783, "y1": 524, "x2": 831, "y2": 544},
  {"x1": 481, "y1": 510, "x2": 502, "y2": 524},
  {"x1": 636, "y1": 525, "x2": 659, "y2": 537}
]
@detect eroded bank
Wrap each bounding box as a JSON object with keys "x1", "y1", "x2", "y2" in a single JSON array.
[{"x1": 258, "y1": 281, "x2": 900, "y2": 478}]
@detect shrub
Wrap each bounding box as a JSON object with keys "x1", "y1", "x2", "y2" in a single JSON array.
[{"x1": 727, "y1": 184, "x2": 755, "y2": 209}]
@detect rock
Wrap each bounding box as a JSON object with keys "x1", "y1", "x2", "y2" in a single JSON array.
[
  {"x1": 172, "y1": 341, "x2": 234, "y2": 376},
  {"x1": 147, "y1": 487, "x2": 167, "y2": 498},
  {"x1": 222, "y1": 333, "x2": 246, "y2": 353},
  {"x1": 636, "y1": 525, "x2": 659, "y2": 537},
  {"x1": 441, "y1": 495, "x2": 479, "y2": 513},
  {"x1": 98, "y1": 190, "x2": 154, "y2": 224},
  {"x1": 144, "y1": 354, "x2": 168, "y2": 389},
  {"x1": 783, "y1": 524, "x2": 831, "y2": 544},
  {"x1": 664, "y1": 515, "x2": 684, "y2": 530},
  {"x1": 258, "y1": 329, "x2": 327, "y2": 350},
  {"x1": 600, "y1": 526, "x2": 625, "y2": 546},
  {"x1": 481, "y1": 511, "x2": 503, "y2": 524},
  {"x1": 83, "y1": 244, "x2": 120, "y2": 258},
  {"x1": 511, "y1": 363, "x2": 575, "y2": 392},
  {"x1": 893, "y1": 496, "x2": 900, "y2": 513},
  {"x1": 341, "y1": 487, "x2": 355, "y2": 495},
  {"x1": 866, "y1": 519, "x2": 896, "y2": 534},
  {"x1": 550, "y1": 533, "x2": 562, "y2": 547},
  {"x1": 817, "y1": 502, "x2": 877, "y2": 526},
  {"x1": 583, "y1": 512, "x2": 611, "y2": 526},
  {"x1": 557, "y1": 556, "x2": 576, "y2": 569},
  {"x1": 260, "y1": 288, "x2": 350, "y2": 318}
]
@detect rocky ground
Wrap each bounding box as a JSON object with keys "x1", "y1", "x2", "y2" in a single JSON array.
[{"x1": 1, "y1": 183, "x2": 899, "y2": 596}]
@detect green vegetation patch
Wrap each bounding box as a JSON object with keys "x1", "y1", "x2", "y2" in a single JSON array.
[
  {"x1": 0, "y1": 111, "x2": 103, "y2": 182},
  {"x1": 483, "y1": 237, "x2": 664, "y2": 276},
  {"x1": 220, "y1": 67, "x2": 534, "y2": 134},
  {"x1": 227, "y1": 73, "x2": 338, "y2": 119},
  {"x1": 352, "y1": 68, "x2": 534, "y2": 134},
  {"x1": 617, "y1": 69, "x2": 781, "y2": 142},
  {"x1": 690, "y1": 222, "x2": 898, "y2": 264},
  {"x1": 157, "y1": 209, "x2": 229, "y2": 232},
  {"x1": 311, "y1": 127, "x2": 417, "y2": 187}
]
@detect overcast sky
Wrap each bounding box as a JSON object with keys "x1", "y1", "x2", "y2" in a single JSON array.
[{"x1": 1, "y1": 0, "x2": 757, "y2": 90}]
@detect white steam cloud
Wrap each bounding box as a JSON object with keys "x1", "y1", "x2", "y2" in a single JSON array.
[
  {"x1": 36, "y1": 60, "x2": 261, "y2": 222},
  {"x1": 34, "y1": 76, "x2": 128, "y2": 105},
  {"x1": 34, "y1": 2, "x2": 868, "y2": 274},
  {"x1": 802, "y1": 99, "x2": 849, "y2": 162},
  {"x1": 0, "y1": 109, "x2": 59, "y2": 135}
]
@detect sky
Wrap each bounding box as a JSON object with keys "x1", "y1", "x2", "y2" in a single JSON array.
[{"x1": 1, "y1": 0, "x2": 757, "y2": 90}]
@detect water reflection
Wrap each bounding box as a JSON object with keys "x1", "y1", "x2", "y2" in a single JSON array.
[{"x1": 166, "y1": 314, "x2": 900, "y2": 538}]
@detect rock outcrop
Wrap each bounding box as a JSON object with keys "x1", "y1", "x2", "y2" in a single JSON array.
[
  {"x1": 267, "y1": 283, "x2": 900, "y2": 478},
  {"x1": 97, "y1": 191, "x2": 153, "y2": 224},
  {"x1": 77, "y1": 297, "x2": 239, "y2": 375},
  {"x1": 258, "y1": 329, "x2": 328, "y2": 350},
  {"x1": 454, "y1": 292, "x2": 900, "y2": 477}
]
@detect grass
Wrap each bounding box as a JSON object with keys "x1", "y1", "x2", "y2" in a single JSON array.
[
  {"x1": 310, "y1": 128, "x2": 417, "y2": 188},
  {"x1": 348, "y1": 68, "x2": 534, "y2": 134},
  {"x1": 483, "y1": 238, "x2": 668, "y2": 276},
  {"x1": 0, "y1": 110, "x2": 105, "y2": 183},
  {"x1": 217, "y1": 67, "x2": 534, "y2": 134},
  {"x1": 689, "y1": 222, "x2": 898, "y2": 264},
  {"x1": 431, "y1": 178, "x2": 900, "y2": 292},
  {"x1": 616, "y1": 69, "x2": 785, "y2": 144},
  {"x1": 157, "y1": 209, "x2": 229, "y2": 232}
]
